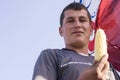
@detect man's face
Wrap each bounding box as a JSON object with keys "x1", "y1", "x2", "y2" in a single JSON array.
[{"x1": 59, "y1": 9, "x2": 92, "y2": 48}]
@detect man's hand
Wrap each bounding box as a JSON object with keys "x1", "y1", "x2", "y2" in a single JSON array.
[{"x1": 78, "y1": 54, "x2": 109, "y2": 80}]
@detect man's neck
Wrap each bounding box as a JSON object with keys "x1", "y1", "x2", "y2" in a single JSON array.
[{"x1": 65, "y1": 45, "x2": 89, "y2": 55}]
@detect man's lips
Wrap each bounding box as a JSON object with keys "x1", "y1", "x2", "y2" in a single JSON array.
[{"x1": 72, "y1": 31, "x2": 84, "y2": 34}]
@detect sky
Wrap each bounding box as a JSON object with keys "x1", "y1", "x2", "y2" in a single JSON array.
[
  {"x1": 0, "y1": 0, "x2": 120, "y2": 80},
  {"x1": 0, "y1": 0, "x2": 80, "y2": 80}
]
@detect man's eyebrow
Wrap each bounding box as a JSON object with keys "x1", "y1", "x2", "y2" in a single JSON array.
[
  {"x1": 66, "y1": 16, "x2": 74, "y2": 20},
  {"x1": 79, "y1": 16, "x2": 88, "y2": 19},
  {"x1": 66, "y1": 16, "x2": 88, "y2": 20}
]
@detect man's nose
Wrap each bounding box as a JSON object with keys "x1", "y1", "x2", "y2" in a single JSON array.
[{"x1": 74, "y1": 20, "x2": 81, "y2": 28}]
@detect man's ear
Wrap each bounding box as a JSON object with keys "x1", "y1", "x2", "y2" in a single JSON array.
[
  {"x1": 59, "y1": 26, "x2": 63, "y2": 37},
  {"x1": 90, "y1": 24, "x2": 93, "y2": 35}
]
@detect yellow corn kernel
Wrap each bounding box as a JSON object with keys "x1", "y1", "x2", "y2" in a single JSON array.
[{"x1": 94, "y1": 29, "x2": 107, "y2": 61}]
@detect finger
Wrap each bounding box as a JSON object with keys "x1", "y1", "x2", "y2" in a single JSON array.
[
  {"x1": 103, "y1": 62, "x2": 110, "y2": 80},
  {"x1": 101, "y1": 61, "x2": 109, "y2": 80},
  {"x1": 102, "y1": 61, "x2": 109, "y2": 74},
  {"x1": 96, "y1": 54, "x2": 108, "y2": 71}
]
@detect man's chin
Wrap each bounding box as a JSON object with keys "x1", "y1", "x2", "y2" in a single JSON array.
[{"x1": 71, "y1": 41, "x2": 86, "y2": 48}]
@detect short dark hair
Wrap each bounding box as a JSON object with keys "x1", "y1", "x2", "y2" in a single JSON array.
[{"x1": 60, "y1": 2, "x2": 92, "y2": 26}]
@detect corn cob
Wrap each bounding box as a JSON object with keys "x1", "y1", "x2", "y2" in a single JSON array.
[{"x1": 94, "y1": 29, "x2": 107, "y2": 61}]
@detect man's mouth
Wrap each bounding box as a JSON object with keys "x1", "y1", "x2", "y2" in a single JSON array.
[{"x1": 72, "y1": 31, "x2": 84, "y2": 34}]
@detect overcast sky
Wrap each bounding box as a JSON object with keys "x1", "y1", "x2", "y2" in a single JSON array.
[
  {"x1": 0, "y1": 0, "x2": 81, "y2": 80},
  {"x1": 0, "y1": 0, "x2": 120, "y2": 80}
]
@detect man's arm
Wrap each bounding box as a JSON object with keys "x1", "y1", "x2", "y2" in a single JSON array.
[{"x1": 32, "y1": 49, "x2": 57, "y2": 80}]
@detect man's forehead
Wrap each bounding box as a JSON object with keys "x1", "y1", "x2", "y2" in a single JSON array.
[{"x1": 64, "y1": 9, "x2": 88, "y2": 19}]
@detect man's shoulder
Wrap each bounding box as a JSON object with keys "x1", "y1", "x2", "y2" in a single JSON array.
[
  {"x1": 39, "y1": 48, "x2": 63, "y2": 58},
  {"x1": 41, "y1": 48, "x2": 62, "y2": 54}
]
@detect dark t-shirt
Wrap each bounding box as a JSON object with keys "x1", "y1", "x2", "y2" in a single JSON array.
[
  {"x1": 32, "y1": 48, "x2": 94, "y2": 80},
  {"x1": 32, "y1": 49, "x2": 119, "y2": 80}
]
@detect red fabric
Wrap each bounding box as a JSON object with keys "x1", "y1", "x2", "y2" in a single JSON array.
[
  {"x1": 89, "y1": 22, "x2": 95, "y2": 51},
  {"x1": 96, "y1": 0, "x2": 120, "y2": 71}
]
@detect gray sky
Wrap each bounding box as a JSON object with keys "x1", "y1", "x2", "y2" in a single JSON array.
[
  {"x1": 0, "y1": 0, "x2": 119, "y2": 80},
  {"x1": 0, "y1": 0, "x2": 78, "y2": 80}
]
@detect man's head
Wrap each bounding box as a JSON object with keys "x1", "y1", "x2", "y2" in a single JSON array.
[
  {"x1": 59, "y1": 2, "x2": 93, "y2": 49},
  {"x1": 60, "y1": 2, "x2": 92, "y2": 26}
]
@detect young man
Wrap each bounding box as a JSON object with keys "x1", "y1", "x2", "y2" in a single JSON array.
[{"x1": 32, "y1": 2, "x2": 119, "y2": 80}]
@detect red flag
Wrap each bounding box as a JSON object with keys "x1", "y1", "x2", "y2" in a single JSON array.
[{"x1": 96, "y1": 0, "x2": 120, "y2": 71}]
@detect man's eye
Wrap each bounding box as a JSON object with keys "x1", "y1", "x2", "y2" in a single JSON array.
[
  {"x1": 67, "y1": 20, "x2": 74, "y2": 23},
  {"x1": 79, "y1": 19, "x2": 87, "y2": 22}
]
